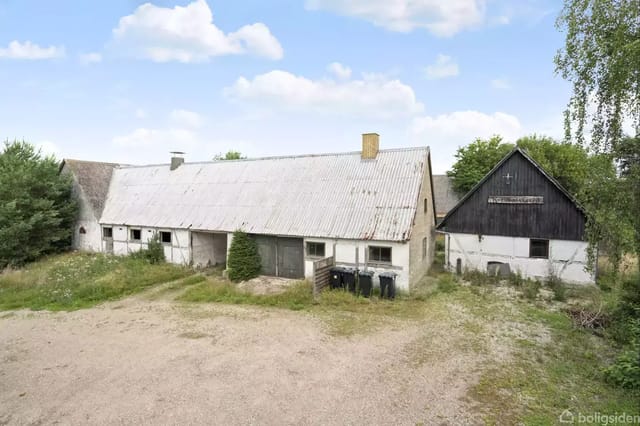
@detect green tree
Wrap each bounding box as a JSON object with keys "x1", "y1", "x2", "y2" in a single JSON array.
[
  {"x1": 447, "y1": 136, "x2": 513, "y2": 195},
  {"x1": 214, "y1": 150, "x2": 245, "y2": 161},
  {"x1": 227, "y1": 230, "x2": 261, "y2": 282},
  {"x1": 556, "y1": 0, "x2": 640, "y2": 273},
  {"x1": 0, "y1": 141, "x2": 77, "y2": 267},
  {"x1": 448, "y1": 134, "x2": 615, "y2": 200},
  {"x1": 555, "y1": 0, "x2": 639, "y2": 151}
]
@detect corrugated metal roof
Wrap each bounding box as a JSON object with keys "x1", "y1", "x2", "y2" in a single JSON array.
[{"x1": 100, "y1": 147, "x2": 430, "y2": 242}]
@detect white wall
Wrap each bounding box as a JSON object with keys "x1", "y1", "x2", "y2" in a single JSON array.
[
  {"x1": 192, "y1": 232, "x2": 227, "y2": 267},
  {"x1": 443, "y1": 232, "x2": 595, "y2": 285},
  {"x1": 103, "y1": 225, "x2": 192, "y2": 265},
  {"x1": 65, "y1": 171, "x2": 102, "y2": 253},
  {"x1": 303, "y1": 238, "x2": 411, "y2": 292}
]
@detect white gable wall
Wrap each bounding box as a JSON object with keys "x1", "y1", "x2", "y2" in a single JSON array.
[
  {"x1": 64, "y1": 168, "x2": 102, "y2": 252},
  {"x1": 443, "y1": 232, "x2": 594, "y2": 285}
]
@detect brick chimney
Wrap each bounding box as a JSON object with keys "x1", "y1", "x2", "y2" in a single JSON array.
[
  {"x1": 361, "y1": 133, "x2": 379, "y2": 160},
  {"x1": 170, "y1": 151, "x2": 185, "y2": 170}
]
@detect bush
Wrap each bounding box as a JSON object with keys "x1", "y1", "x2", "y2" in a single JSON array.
[
  {"x1": 227, "y1": 230, "x2": 261, "y2": 282},
  {"x1": 547, "y1": 276, "x2": 567, "y2": 302},
  {"x1": 0, "y1": 141, "x2": 77, "y2": 267},
  {"x1": 508, "y1": 271, "x2": 525, "y2": 287},
  {"x1": 130, "y1": 232, "x2": 165, "y2": 264},
  {"x1": 610, "y1": 275, "x2": 640, "y2": 344},
  {"x1": 523, "y1": 280, "x2": 541, "y2": 300},
  {"x1": 437, "y1": 274, "x2": 458, "y2": 293},
  {"x1": 604, "y1": 319, "x2": 640, "y2": 389}
]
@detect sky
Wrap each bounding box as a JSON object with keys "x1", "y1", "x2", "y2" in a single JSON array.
[{"x1": 0, "y1": 0, "x2": 571, "y2": 173}]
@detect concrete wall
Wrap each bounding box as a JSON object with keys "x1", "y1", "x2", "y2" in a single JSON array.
[
  {"x1": 408, "y1": 156, "x2": 436, "y2": 288},
  {"x1": 443, "y1": 232, "x2": 595, "y2": 285},
  {"x1": 192, "y1": 232, "x2": 227, "y2": 267},
  {"x1": 302, "y1": 237, "x2": 411, "y2": 292}
]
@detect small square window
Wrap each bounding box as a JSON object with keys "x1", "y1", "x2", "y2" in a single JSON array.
[
  {"x1": 369, "y1": 246, "x2": 392, "y2": 264},
  {"x1": 529, "y1": 239, "x2": 549, "y2": 259},
  {"x1": 306, "y1": 242, "x2": 325, "y2": 258},
  {"x1": 160, "y1": 231, "x2": 172, "y2": 244},
  {"x1": 130, "y1": 229, "x2": 141, "y2": 241},
  {"x1": 102, "y1": 227, "x2": 113, "y2": 239}
]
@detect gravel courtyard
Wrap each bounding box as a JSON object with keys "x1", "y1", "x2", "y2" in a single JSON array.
[{"x1": 0, "y1": 289, "x2": 489, "y2": 426}]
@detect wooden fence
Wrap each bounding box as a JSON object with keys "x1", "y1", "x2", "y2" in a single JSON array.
[{"x1": 312, "y1": 256, "x2": 334, "y2": 299}]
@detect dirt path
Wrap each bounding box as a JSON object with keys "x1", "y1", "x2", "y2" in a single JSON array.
[{"x1": 0, "y1": 290, "x2": 487, "y2": 425}]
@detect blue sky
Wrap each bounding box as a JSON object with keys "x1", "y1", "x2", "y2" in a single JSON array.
[{"x1": 0, "y1": 0, "x2": 569, "y2": 172}]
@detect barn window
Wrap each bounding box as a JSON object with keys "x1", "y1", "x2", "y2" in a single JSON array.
[
  {"x1": 306, "y1": 242, "x2": 325, "y2": 258},
  {"x1": 102, "y1": 227, "x2": 113, "y2": 239},
  {"x1": 369, "y1": 246, "x2": 392, "y2": 264},
  {"x1": 529, "y1": 239, "x2": 549, "y2": 259},
  {"x1": 422, "y1": 237, "x2": 427, "y2": 259},
  {"x1": 160, "y1": 231, "x2": 172, "y2": 244},
  {"x1": 130, "y1": 229, "x2": 141, "y2": 241}
]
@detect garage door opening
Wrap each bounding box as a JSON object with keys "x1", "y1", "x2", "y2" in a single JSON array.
[
  {"x1": 253, "y1": 235, "x2": 304, "y2": 279},
  {"x1": 192, "y1": 232, "x2": 228, "y2": 268}
]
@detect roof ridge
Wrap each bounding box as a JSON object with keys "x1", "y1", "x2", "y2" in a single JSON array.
[{"x1": 117, "y1": 146, "x2": 430, "y2": 169}]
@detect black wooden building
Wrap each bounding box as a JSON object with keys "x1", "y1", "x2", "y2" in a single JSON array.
[{"x1": 437, "y1": 147, "x2": 586, "y2": 242}]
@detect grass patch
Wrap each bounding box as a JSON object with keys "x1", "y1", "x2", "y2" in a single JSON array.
[
  {"x1": 180, "y1": 277, "x2": 431, "y2": 335},
  {"x1": 0, "y1": 252, "x2": 193, "y2": 311},
  {"x1": 470, "y1": 303, "x2": 640, "y2": 424}
]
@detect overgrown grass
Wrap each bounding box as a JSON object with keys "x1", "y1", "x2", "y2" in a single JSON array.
[
  {"x1": 469, "y1": 298, "x2": 640, "y2": 424},
  {"x1": 0, "y1": 252, "x2": 193, "y2": 311}
]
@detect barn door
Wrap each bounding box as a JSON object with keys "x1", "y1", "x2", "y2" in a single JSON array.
[
  {"x1": 277, "y1": 237, "x2": 304, "y2": 279},
  {"x1": 254, "y1": 235, "x2": 277, "y2": 276}
]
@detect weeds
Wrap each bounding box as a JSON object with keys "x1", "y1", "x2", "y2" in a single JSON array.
[
  {"x1": 436, "y1": 274, "x2": 458, "y2": 293},
  {"x1": 0, "y1": 252, "x2": 192, "y2": 310}
]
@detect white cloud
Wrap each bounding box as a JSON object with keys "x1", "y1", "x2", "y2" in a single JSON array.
[
  {"x1": 79, "y1": 52, "x2": 102, "y2": 65},
  {"x1": 224, "y1": 68, "x2": 424, "y2": 118},
  {"x1": 112, "y1": 0, "x2": 283, "y2": 62},
  {"x1": 170, "y1": 109, "x2": 203, "y2": 128},
  {"x1": 135, "y1": 108, "x2": 148, "y2": 119},
  {"x1": 491, "y1": 78, "x2": 511, "y2": 89},
  {"x1": 306, "y1": 0, "x2": 485, "y2": 36},
  {"x1": 0, "y1": 40, "x2": 65, "y2": 60},
  {"x1": 425, "y1": 54, "x2": 459, "y2": 80},
  {"x1": 112, "y1": 127, "x2": 198, "y2": 148},
  {"x1": 411, "y1": 110, "x2": 523, "y2": 173},
  {"x1": 327, "y1": 62, "x2": 352, "y2": 79}
]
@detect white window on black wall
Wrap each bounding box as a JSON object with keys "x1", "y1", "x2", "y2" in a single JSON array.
[{"x1": 529, "y1": 239, "x2": 549, "y2": 259}]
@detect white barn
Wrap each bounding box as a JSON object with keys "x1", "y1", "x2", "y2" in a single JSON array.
[
  {"x1": 65, "y1": 134, "x2": 437, "y2": 292},
  {"x1": 60, "y1": 159, "x2": 119, "y2": 253},
  {"x1": 437, "y1": 147, "x2": 595, "y2": 285}
]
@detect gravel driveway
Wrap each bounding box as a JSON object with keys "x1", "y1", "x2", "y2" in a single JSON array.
[{"x1": 0, "y1": 292, "x2": 485, "y2": 425}]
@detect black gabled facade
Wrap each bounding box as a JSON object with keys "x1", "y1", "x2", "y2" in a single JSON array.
[{"x1": 437, "y1": 148, "x2": 586, "y2": 241}]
